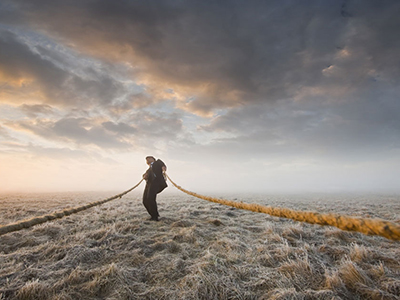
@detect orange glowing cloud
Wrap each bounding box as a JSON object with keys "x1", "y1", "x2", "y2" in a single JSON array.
[{"x1": 0, "y1": 75, "x2": 45, "y2": 105}]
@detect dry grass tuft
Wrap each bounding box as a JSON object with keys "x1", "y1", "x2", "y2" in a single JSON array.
[
  {"x1": 339, "y1": 259, "x2": 372, "y2": 288},
  {"x1": 1, "y1": 191, "x2": 399, "y2": 299},
  {"x1": 15, "y1": 279, "x2": 50, "y2": 300},
  {"x1": 349, "y1": 243, "x2": 370, "y2": 263}
]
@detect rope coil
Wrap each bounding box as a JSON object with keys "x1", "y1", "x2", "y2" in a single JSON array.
[
  {"x1": 0, "y1": 179, "x2": 144, "y2": 237},
  {"x1": 165, "y1": 174, "x2": 400, "y2": 241}
]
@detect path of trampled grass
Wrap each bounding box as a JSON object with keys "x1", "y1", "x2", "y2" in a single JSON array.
[{"x1": 0, "y1": 191, "x2": 399, "y2": 299}]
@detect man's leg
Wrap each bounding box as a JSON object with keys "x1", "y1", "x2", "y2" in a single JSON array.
[
  {"x1": 144, "y1": 190, "x2": 159, "y2": 220},
  {"x1": 142, "y1": 184, "x2": 153, "y2": 217}
]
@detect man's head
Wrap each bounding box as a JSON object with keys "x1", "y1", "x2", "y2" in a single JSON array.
[{"x1": 146, "y1": 156, "x2": 156, "y2": 165}]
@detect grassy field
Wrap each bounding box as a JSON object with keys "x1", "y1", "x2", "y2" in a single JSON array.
[{"x1": 0, "y1": 191, "x2": 400, "y2": 299}]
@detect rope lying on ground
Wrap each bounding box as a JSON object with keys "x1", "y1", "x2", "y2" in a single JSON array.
[
  {"x1": 166, "y1": 174, "x2": 400, "y2": 241},
  {"x1": 0, "y1": 179, "x2": 144, "y2": 237}
]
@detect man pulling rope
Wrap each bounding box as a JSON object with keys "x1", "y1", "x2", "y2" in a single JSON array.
[{"x1": 142, "y1": 156, "x2": 168, "y2": 221}]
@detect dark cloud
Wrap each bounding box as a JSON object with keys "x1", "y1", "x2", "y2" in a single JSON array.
[
  {"x1": 102, "y1": 111, "x2": 184, "y2": 141},
  {"x1": 197, "y1": 92, "x2": 400, "y2": 163},
  {"x1": 0, "y1": 30, "x2": 67, "y2": 91},
  {"x1": 5, "y1": 109, "x2": 184, "y2": 150},
  {"x1": 19, "y1": 103, "x2": 54, "y2": 117},
  {"x1": 8, "y1": 117, "x2": 131, "y2": 149},
  {"x1": 53, "y1": 118, "x2": 122, "y2": 148},
  {"x1": 128, "y1": 111, "x2": 183, "y2": 139},
  {"x1": 0, "y1": 1, "x2": 343, "y2": 111},
  {"x1": 0, "y1": 29, "x2": 129, "y2": 108},
  {"x1": 102, "y1": 121, "x2": 137, "y2": 135},
  {"x1": 2, "y1": 0, "x2": 399, "y2": 116}
]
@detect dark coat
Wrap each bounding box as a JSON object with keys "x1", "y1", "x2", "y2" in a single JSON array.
[{"x1": 145, "y1": 159, "x2": 167, "y2": 194}]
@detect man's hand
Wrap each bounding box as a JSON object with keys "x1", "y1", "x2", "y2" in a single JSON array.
[
  {"x1": 143, "y1": 173, "x2": 148, "y2": 180},
  {"x1": 162, "y1": 166, "x2": 166, "y2": 173}
]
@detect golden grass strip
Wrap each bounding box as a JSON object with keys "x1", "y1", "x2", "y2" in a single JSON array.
[
  {"x1": 166, "y1": 174, "x2": 400, "y2": 241},
  {"x1": 0, "y1": 179, "x2": 144, "y2": 236}
]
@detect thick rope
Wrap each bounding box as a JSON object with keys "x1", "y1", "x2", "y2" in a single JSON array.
[
  {"x1": 0, "y1": 179, "x2": 144, "y2": 237},
  {"x1": 166, "y1": 174, "x2": 400, "y2": 241}
]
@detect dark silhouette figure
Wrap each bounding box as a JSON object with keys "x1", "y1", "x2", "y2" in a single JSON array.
[{"x1": 142, "y1": 156, "x2": 167, "y2": 221}]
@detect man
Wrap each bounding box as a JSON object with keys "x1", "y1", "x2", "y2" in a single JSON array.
[{"x1": 142, "y1": 156, "x2": 167, "y2": 221}]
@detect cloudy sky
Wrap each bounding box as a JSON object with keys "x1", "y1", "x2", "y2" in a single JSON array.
[{"x1": 1, "y1": 0, "x2": 399, "y2": 193}]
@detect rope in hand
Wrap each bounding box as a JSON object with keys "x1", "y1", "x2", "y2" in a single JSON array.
[
  {"x1": 0, "y1": 179, "x2": 144, "y2": 237},
  {"x1": 165, "y1": 173, "x2": 400, "y2": 241}
]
